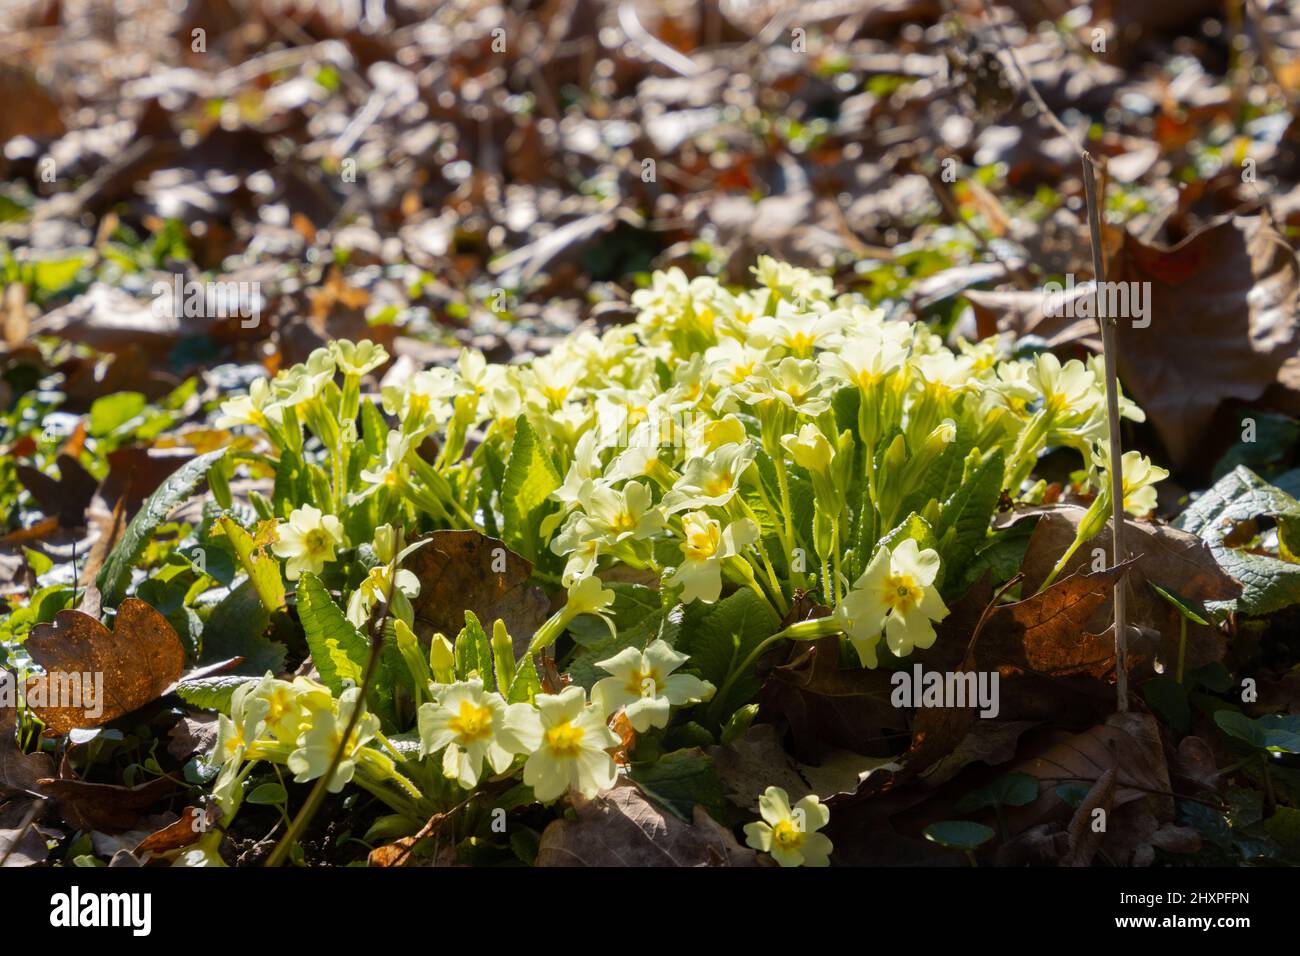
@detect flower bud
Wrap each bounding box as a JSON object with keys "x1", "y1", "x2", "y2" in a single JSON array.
[{"x1": 429, "y1": 632, "x2": 456, "y2": 683}]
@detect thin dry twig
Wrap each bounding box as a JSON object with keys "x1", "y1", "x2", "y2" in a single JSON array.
[{"x1": 977, "y1": 1, "x2": 1130, "y2": 712}]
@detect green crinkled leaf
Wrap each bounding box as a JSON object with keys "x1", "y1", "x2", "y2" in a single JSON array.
[
  {"x1": 568, "y1": 584, "x2": 661, "y2": 648},
  {"x1": 296, "y1": 573, "x2": 369, "y2": 693},
  {"x1": 456, "y1": 611, "x2": 495, "y2": 690},
  {"x1": 678, "y1": 589, "x2": 779, "y2": 717},
  {"x1": 1173, "y1": 465, "x2": 1300, "y2": 615},
  {"x1": 500, "y1": 415, "x2": 562, "y2": 561},
  {"x1": 175, "y1": 675, "x2": 257, "y2": 713},
  {"x1": 934, "y1": 448, "x2": 1003, "y2": 593},
  {"x1": 200, "y1": 578, "x2": 286, "y2": 675},
  {"x1": 507, "y1": 654, "x2": 543, "y2": 704},
  {"x1": 878, "y1": 512, "x2": 941, "y2": 563},
  {"x1": 628, "y1": 748, "x2": 727, "y2": 823},
  {"x1": 567, "y1": 591, "x2": 682, "y2": 690},
  {"x1": 97, "y1": 448, "x2": 228, "y2": 604},
  {"x1": 216, "y1": 516, "x2": 285, "y2": 612}
]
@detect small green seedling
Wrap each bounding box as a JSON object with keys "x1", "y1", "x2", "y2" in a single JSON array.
[
  {"x1": 924, "y1": 820, "x2": 995, "y2": 866},
  {"x1": 953, "y1": 771, "x2": 1038, "y2": 839},
  {"x1": 1150, "y1": 582, "x2": 1210, "y2": 684}
]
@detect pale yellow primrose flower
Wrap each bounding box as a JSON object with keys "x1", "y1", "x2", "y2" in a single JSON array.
[
  {"x1": 211, "y1": 679, "x2": 273, "y2": 812},
  {"x1": 213, "y1": 680, "x2": 270, "y2": 769},
  {"x1": 781, "y1": 423, "x2": 834, "y2": 474},
  {"x1": 743, "y1": 786, "x2": 833, "y2": 867},
  {"x1": 272, "y1": 504, "x2": 345, "y2": 580},
  {"x1": 287, "y1": 688, "x2": 380, "y2": 793},
  {"x1": 417, "y1": 678, "x2": 537, "y2": 789},
  {"x1": 247, "y1": 673, "x2": 305, "y2": 743},
  {"x1": 663, "y1": 512, "x2": 758, "y2": 604},
  {"x1": 346, "y1": 524, "x2": 421, "y2": 628},
  {"x1": 329, "y1": 338, "x2": 388, "y2": 376},
  {"x1": 592, "y1": 640, "x2": 716, "y2": 731},
  {"x1": 1031, "y1": 352, "x2": 1098, "y2": 419},
  {"x1": 1090, "y1": 443, "x2": 1169, "y2": 517},
  {"x1": 216, "y1": 377, "x2": 283, "y2": 430},
  {"x1": 837, "y1": 539, "x2": 949, "y2": 666},
  {"x1": 578, "y1": 480, "x2": 664, "y2": 543},
  {"x1": 521, "y1": 685, "x2": 620, "y2": 802},
  {"x1": 662, "y1": 442, "x2": 755, "y2": 513}
]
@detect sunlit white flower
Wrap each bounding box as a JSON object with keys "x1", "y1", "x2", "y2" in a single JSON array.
[
  {"x1": 743, "y1": 786, "x2": 833, "y2": 867},
  {"x1": 592, "y1": 640, "x2": 715, "y2": 731},
  {"x1": 272, "y1": 505, "x2": 345, "y2": 580},
  {"x1": 837, "y1": 539, "x2": 948, "y2": 665},
  {"x1": 663, "y1": 512, "x2": 758, "y2": 604},
  {"x1": 417, "y1": 678, "x2": 537, "y2": 788},
  {"x1": 287, "y1": 688, "x2": 380, "y2": 793},
  {"x1": 520, "y1": 686, "x2": 620, "y2": 801}
]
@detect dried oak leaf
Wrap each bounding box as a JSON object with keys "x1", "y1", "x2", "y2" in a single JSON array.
[
  {"x1": 1016, "y1": 505, "x2": 1240, "y2": 674},
  {"x1": 758, "y1": 636, "x2": 904, "y2": 764},
  {"x1": 15, "y1": 454, "x2": 98, "y2": 527},
  {"x1": 406, "y1": 530, "x2": 550, "y2": 654},
  {"x1": 535, "y1": 783, "x2": 761, "y2": 867},
  {"x1": 1005, "y1": 712, "x2": 1173, "y2": 837},
  {"x1": 0, "y1": 698, "x2": 53, "y2": 797},
  {"x1": 37, "y1": 774, "x2": 179, "y2": 834},
  {"x1": 24, "y1": 599, "x2": 186, "y2": 734},
  {"x1": 707, "y1": 724, "x2": 898, "y2": 813},
  {"x1": 1109, "y1": 212, "x2": 1300, "y2": 471},
  {"x1": 905, "y1": 563, "x2": 1135, "y2": 777}
]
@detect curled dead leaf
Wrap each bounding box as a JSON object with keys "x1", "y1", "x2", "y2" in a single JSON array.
[
  {"x1": 406, "y1": 530, "x2": 550, "y2": 654},
  {"x1": 535, "y1": 783, "x2": 761, "y2": 867},
  {"x1": 24, "y1": 599, "x2": 186, "y2": 734}
]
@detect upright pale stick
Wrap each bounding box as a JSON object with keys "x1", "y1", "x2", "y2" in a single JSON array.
[{"x1": 1081, "y1": 153, "x2": 1129, "y2": 712}]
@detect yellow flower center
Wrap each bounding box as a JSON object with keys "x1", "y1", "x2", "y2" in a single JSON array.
[
  {"x1": 329, "y1": 727, "x2": 363, "y2": 755},
  {"x1": 772, "y1": 819, "x2": 806, "y2": 851},
  {"x1": 224, "y1": 731, "x2": 245, "y2": 757},
  {"x1": 624, "y1": 668, "x2": 661, "y2": 698},
  {"x1": 883, "y1": 573, "x2": 923, "y2": 614},
  {"x1": 304, "y1": 528, "x2": 334, "y2": 556},
  {"x1": 682, "y1": 522, "x2": 721, "y2": 561},
  {"x1": 544, "y1": 720, "x2": 585, "y2": 757},
  {"x1": 703, "y1": 474, "x2": 733, "y2": 498},
  {"x1": 267, "y1": 688, "x2": 292, "y2": 725},
  {"x1": 788, "y1": 331, "x2": 816, "y2": 355},
  {"x1": 448, "y1": 700, "x2": 494, "y2": 744},
  {"x1": 612, "y1": 510, "x2": 637, "y2": 533}
]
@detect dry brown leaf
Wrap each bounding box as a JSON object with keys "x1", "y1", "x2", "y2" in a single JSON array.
[
  {"x1": 1109, "y1": 212, "x2": 1300, "y2": 470},
  {"x1": 133, "y1": 807, "x2": 208, "y2": 857},
  {"x1": 15, "y1": 454, "x2": 97, "y2": 527},
  {"x1": 1005, "y1": 712, "x2": 1173, "y2": 836},
  {"x1": 406, "y1": 530, "x2": 550, "y2": 653},
  {"x1": 905, "y1": 563, "x2": 1134, "y2": 777},
  {"x1": 24, "y1": 599, "x2": 186, "y2": 734},
  {"x1": 0, "y1": 698, "x2": 53, "y2": 797},
  {"x1": 757, "y1": 636, "x2": 904, "y2": 763},
  {"x1": 1015, "y1": 505, "x2": 1240, "y2": 674},
  {"x1": 535, "y1": 783, "x2": 761, "y2": 867},
  {"x1": 708, "y1": 724, "x2": 899, "y2": 813},
  {"x1": 38, "y1": 774, "x2": 179, "y2": 834},
  {"x1": 1061, "y1": 767, "x2": 1115, "y2": 867}
]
